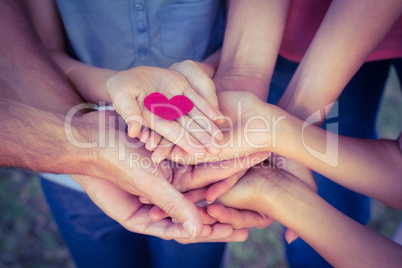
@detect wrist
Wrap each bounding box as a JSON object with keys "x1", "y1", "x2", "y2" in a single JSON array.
[
  {"x1": 68, "y1": 113, "x2": 102, "y2": 177},
  {"x1": 213, "y1": 71, "x2": 269, "y2": 101}
]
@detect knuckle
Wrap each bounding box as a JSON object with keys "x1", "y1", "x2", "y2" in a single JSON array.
[
  {"x1": 160, "y1": 196, "x2": 184, "y2": 220},
  {"x1": 168, "y1": 123, "x2": 183, "y2": 137}
]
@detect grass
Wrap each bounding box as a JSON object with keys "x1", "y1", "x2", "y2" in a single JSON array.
[{"x1": 0, "y1": 68, "x2": 401, "y2": 267}]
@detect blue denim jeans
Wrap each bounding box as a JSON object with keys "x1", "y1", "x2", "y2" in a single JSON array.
[
  {"x1": 268, "y1": 56, "x2": 395, "y2": 267},
  {"x1": 40, "y1": 178, "x2": 226, "y2": 268}
]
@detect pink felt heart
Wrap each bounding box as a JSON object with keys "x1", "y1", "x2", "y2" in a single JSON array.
[{"x1": 144, "y1": 92, "x2": 194, "y2": 120}]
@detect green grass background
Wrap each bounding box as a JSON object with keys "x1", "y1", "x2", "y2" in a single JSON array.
[{"x1": 0, "y1": 67, "x2": 401, "y2": 267}]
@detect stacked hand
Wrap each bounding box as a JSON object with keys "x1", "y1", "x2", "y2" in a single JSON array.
[
  {"x1": 106, "y1": 61, "x2": 224, "y2": 157},
  {"x1": 73, "y1": 59, "x2": 314, "y2": 244},
  {"x1": 69, "y1": 109, "x2": 269, "y2": 241}
]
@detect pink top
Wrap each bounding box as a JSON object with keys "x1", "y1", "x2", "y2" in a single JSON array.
[{"x1": 279, "y1": 1, "x2": 402, "y2": 62}]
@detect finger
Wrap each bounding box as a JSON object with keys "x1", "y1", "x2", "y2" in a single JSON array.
[
  {"x1": 285, "y1": 228, "x2": 299, "y2": 244},
  {"x1": 175, "y1": 113, "x2": 222, "y2": 155},
  {"x1": 72, "y1": 175, "x2": 142, "y2": 221},
  {"x1": 169, "y1": 60, "x2": 221, "y2": 113},
  {"x1": 171, "y1": 152, "x2": 270, "y2": 192},
  {"x1": 145, "y1": 131, "x2": 163, "y2": 151},
  {"x1": 206, "y1": 170, "x2": 247, "y2": 203},
  {"x1": 183, "y1": 85, "x2": 223, "y2": 124},
  {"x1": 169, "y1": 146, "x2": 187, "y2": 160},
  {"x1": 207, "y1": 204, "x2": 274, "y2": 229},
  {"x1": 139, "y1": 176, "x2": 203, "y2": 239},
  {"x1": 108, "y1": 91, "x2": 143, "y2": 138},
  {"x1": 149, "y1": 205, "x2": 168, "y2": 221},
  {"x1": 198, "y1": 207, "x2": 217, "y2": 225},
  {"x1": 137, "y1": 127, "x2": 151, "y2": 143},
  {"x1": 148, "y1": 205, "x2": 215, "y2": 224},
  {"x1": 139, "y1": 196, "x2": 152, "y2": 204},
  {"x1": 185, "y1": 108, "x2": 224, "y2": 142},
  {"x1": 151, "y1": 139, "x2": 175, "y2": 164},
  {"x1": 176, "y1": 225, "x2": 249, "y2": 244},
  {"x1": 148, "y1": 188, "x2": 207, "y2": 222},
  {"x1": 143, "y1": 112, "x2": 207, "y2": 157}
]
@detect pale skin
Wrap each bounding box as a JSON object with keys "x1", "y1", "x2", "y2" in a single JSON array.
[
  {"x1": 185, "y1": 0, "x2": 402, "y2": 215},
  {"x1": 1, "y1": 0, "x2": 273, "y2": 242},
  {"x1": 24, "y1": 0, "x2": 225, "y2": 157},
  {"x1": 278, "y1": 0, "x2": 402, "y2": 119},
  {"x1": 169, "y1": 91, "x2": 402, "y2": 209},
  {"x1": 216, "y1": 165, "x2": 402, "y2": 267}
]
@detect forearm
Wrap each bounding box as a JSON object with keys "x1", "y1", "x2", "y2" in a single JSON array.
[
  {"x1": 260, "y1": 180, "x2": 402, "y2": 267},
  {"x1": 216, "y1": 0, "x2": 290, "y2": 100},
  {"x1": 0, "y1": 0, "x2": 82, "y2": 114},
  {"x1": 278, "y1": 0, "x2": 402, "y2": 121},
  {"x1": 0, "y1": 98, "x2": 92, "y2": 174},
  {"x1": 24, "y1": 0, "x2": 116, "y2": 103},
  {"x1": 51, "y1": 51, "x2": 116, "y2": 103},
  {"x1": 272, "y1": 106, "x2": 402, "y2": 207}
]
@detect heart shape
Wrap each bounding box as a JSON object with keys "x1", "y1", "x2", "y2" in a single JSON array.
[{"x1": 144, "y1": 92, "x2": 194, "y2": 120}]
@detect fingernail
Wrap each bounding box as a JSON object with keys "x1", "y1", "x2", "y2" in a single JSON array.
[
  {"x1": 206, "y1": 199, "x2": 215, "y2": 205},
  {"x1": 207, "y1": 210, "x2": 216, "y2": 218},
  {"x1": 139, "y1": 196, "x2": 151, "y2": 204},
  {"x1": 287, "y1": 234, "x2": 298, "y2": 244},
  {"x1": 216, "y1": 131, "x2": 224, "y2": 142},
  {"x1": 183, "y1": 220, "x2": 196, "y2": 239}
]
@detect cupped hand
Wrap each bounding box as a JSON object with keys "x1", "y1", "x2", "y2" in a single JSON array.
[
  {"x1": 215, "y1": 161, "x2": 316, "y2": 243},
  {"x1": 106, "y1": 64, "x2": 223, "y2": 156},
  {"x1": 137, "y1": 60, "x2": 225, "y2": 162},
  {"x1": 72, "y1": 174, "x2": 248, "y2": 243},
  {"x1": 167, "y1": 91, "x2": 278, "y2": 164},
  {"x1": 71, "y1": 111, "x2": 204, "y2": 238}
]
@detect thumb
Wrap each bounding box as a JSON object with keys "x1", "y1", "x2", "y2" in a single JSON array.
[
  {"x1": 107, "y1": 77, "x2": 143, "y2": 138},
  {"x1": 142, "y1": 178, "x2": 203, "y2": 239},
  {"x1": 285, "y1": 228, "x2": 299, "y2": 244}
]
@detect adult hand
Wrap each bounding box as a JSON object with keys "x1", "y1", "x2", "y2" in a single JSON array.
[
  {"x1": 72, "y1": 174, "x2": 249, "y2": 243},
  {"x1": 70, "y1": 111, "x2": 204, "y2": 238},
  {"x1": 143, "y1": 152, "x2": 270, "y2": 220}
]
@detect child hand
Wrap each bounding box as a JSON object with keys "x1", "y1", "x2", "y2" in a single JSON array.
[
  {"x1": 135, "y1": 59, "x2": 225, "y2": 161},
  {"x1": 167, "y1": 91, "x2": 280, "y2": 164},
  {"x1": 106, "y1": 64, "x2": 223, "y2": 156}
]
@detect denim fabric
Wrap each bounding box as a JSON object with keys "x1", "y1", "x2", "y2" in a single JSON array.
[
  {"x1": 268, "y1": 56, "x2": 393, "y2": 267},
  {"x1": 40, "y1": 178, "x2": 226, "y2": 268},
  {"x1": 43, "y1": 2, "x2": 227, "y2": 266},
  {"x1": 55, "y1": 0, "x2": 224, "y2": 70}
]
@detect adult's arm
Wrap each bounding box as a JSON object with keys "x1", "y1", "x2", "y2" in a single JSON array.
[
  {"x1": 0, "y1": 0, "x2": 82, "y2": 113},
  {"x1": 0, "y1": 0, "x2": 205, "y2": 239}
]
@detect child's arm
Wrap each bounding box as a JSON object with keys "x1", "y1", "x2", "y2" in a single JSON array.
[
  {"x1": 217, "y1": 166, "x2": 402, "y2": 267},
  {"x1": 214, "y1": 0, "x2": 290, "y2": 101},
  {"x1": 274, "y1": 110, "x2": 402, "y2": 209},
  {"x1": 170, "y1": 91, "x2": 401, "y2": 207},
  {"x1": 24, "y1": 0, "x2": 223, "y2": 156},
  {"x1": 278, "y1": 0, "x2": 402, "y2": 120}
]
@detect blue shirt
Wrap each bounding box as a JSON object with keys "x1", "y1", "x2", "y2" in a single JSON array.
[
  {"x1": 44, "y1": 0, "x2": 225, "y2": 191},
  {"x1": 56, "y1": 0, "x2": 224, "y2": 70}
]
